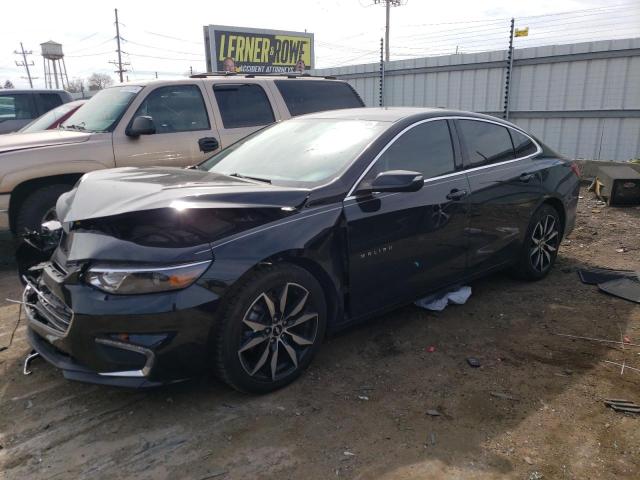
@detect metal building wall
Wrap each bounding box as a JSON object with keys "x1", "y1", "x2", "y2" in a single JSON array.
[{"x1": 312, "y1": 37, "x2": 640, "y2": 161}]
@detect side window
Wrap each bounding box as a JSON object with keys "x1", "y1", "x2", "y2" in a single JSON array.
[
  {"x1": 367, "y1": 120, "x2": 455, "y2": 181},
  {"x1": 509, "y1": 129, "x2": 538, "y2": 157},
  {"x1": 274, "y1": 80, "x2": 364, "y2": 116},
  {"x1": 37, "y1": 93, "x2": 63, "y2": 114},
  {"x1": 213, "y1": 84, "x2": 275, "y2": 129},
  {"x1": 133, "y1": 85, "x2": 210, "y2": 134},
  {"x1": 458, "y1": 120, "x2": 515, "y2": 166},
  {"x1": 0, "y1": 94, "x2": 37, "y2": 120}
]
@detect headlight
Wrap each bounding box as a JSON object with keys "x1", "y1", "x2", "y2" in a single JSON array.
[{"x1": 85, "y1": 260, "x2": 211, "y2": 294}]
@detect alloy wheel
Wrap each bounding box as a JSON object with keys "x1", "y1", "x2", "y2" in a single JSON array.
[
  {"x1": 529, "y1": 214, "x2": 559, "y2": 273},
  {"x1": 237, "y1": 282, "x2": 319, "y2": 382}
]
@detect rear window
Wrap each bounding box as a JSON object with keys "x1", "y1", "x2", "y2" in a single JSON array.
[
  {"x1": 509, "y1": 129, "x2": 538, "y2": 158},
  {"x1": 37, "y1": 93, "x2": 63, "y2": 114},
  {"x1": 0, "y1": 94, "x2": 37, "y2": 120},
  {"x1": 274, "y1": 80, "x2": 364, "y2": 116},
  {"x1": 457, "y1": 119, "x2": 515, "y2": 166},
  {"x1": 213, "y1": 84, "x2": 275, "y2": 129}
]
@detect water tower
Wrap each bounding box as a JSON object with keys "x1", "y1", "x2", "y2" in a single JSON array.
[{"x1": 41, "y1": 41, "x2": 69, "y2": 90}]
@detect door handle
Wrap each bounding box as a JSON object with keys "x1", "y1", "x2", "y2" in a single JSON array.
[
  {"x1": 519, "y1": 172, "x2": 535, "y2": 182},
  {"x1": 198, "y1": 137, "x2": 219, "y2": 152},
  {"x1": 446, "y1": 188, "x2": 468, "y2": 201}
]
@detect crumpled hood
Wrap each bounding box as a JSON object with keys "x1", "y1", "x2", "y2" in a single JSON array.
[
  {"x1": 58, "y1": 166, "x2": 310, "y2": 223},
  {"x1": 0, "y1": 129, "x2": 91, "y2": 154}
]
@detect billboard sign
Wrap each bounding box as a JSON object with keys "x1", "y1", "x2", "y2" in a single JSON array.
[{"x1": 203, "y1": 25, "x2": 314, "y2": 74}]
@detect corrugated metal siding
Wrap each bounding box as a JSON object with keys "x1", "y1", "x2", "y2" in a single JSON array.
[{"x1": 313, "y1": 37, "x2": 640, "y2": 161}]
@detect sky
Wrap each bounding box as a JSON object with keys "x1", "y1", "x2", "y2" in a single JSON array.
[{"x1": 1, "y1": 0, "x2": 639, "y2": 88}]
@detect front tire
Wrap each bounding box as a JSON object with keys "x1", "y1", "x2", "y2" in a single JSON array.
[
  {"x1": 14, "y1": 184, "x2": 71, "y2": 234},
  {"x1": 212, "y1": 264, "x2": 327, "y2": 393},
  {"x1": 513, "y1": 204, "x2": 562, "y2": 281}
]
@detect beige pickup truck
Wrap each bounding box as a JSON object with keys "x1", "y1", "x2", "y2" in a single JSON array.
[{"x1": 0, "y1": 74, "x2": 363, "y2": 232}]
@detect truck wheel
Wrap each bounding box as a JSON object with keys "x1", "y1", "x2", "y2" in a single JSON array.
[{"x1": 15, "y1": 184, "x2": 71, "y2": 234}]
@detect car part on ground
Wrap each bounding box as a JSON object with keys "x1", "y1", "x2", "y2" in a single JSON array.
[
  {"x1": 19, "y1": 107, "x2": 580, "y2": 392},
  {"x1": 590, "y1": 166, "x2": 640, "y2": 206}
]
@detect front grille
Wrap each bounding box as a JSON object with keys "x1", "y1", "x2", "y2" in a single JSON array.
[{"x1": 24, "y1": 282, "x2": 73, "y2": 335}]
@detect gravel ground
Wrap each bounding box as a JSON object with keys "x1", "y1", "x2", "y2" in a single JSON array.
[{"x1": 0, "y1": 186, "x2": 639, "y2": 480}]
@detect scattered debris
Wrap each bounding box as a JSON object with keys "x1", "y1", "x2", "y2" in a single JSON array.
[
  {"x1": 528, "y1": 471, "x2": 544, "y2": 480},
  {"x1": 197, "y1": 470, "x2": 228, "y2": 480},
  {"x1": 524, "y1": 456, "x2": 534, "y2": 465},
  {"x1": 426, "y1": 345, "x2": 436, "y2": 353},
  {"x1": 598, "y1": 278, "x2": 640, "y2": 304},
  {"x1": 490, "y1": 392, "x2": 519, "y2": 401},
  {"x1": 604, "y1": 398, "x2": 640, "y2": 414},
  {"x1": 577, "y1": 267, "x2": 638, "y2": 285},
  {"x1": 357, "y1": 395, "x2": 369, "y2": 401},
  {"x1": 426, "y1": 409, "x2": 441, "y2": 417},
  {"x1": 343, "y1": 451, "x2": 355, "y2": 457},
  {"x1": 553, "y1": 333, "x2": 640, "y2": 348},
  {"x1": 603, "y1": 360, "x2": 640, "y2": 375},
  {"x1": 616, "y1": 247, "x2": 628, "y2": 253},
  {"x1": 414, "y1": 286, "x2": 472, "y2": 311},
  {"x1": 466, "y1": 357, "x2": 481, "y2": 368}
]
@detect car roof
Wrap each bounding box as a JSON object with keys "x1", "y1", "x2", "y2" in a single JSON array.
[
  {"x1": 115, "y1": 75, "x2": 344, "y2": 89},
  {"x1": 0, "y1": 89, "x2": 68, "y2": 94},
  {"x1": 300, "y1": 107, "x2": 513, "y2": 125}
]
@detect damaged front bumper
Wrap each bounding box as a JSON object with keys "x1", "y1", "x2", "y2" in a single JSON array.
[{"x1": 23, "y1": 258, "x2": 221, "y2": 388}]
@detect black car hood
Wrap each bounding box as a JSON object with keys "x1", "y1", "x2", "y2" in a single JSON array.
[{"x1": 58, "y1": 166, "x2": 310, "y2": 223}]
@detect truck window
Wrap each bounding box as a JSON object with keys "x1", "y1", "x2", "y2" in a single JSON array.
[
  {"x1": 274, "y1": 80, "x2": 364, "y2": 116},
  {"x1": 0, "y1": 94, "x2": 37, "y2": 120},
  {"x1": 213, "y1": 84, "x2": 275, "y2": 129},
  {"x1": 37, "y1": 93, "x2": 64, "y2": 115},
  {"x1": 133, "y1": 85, "x2": 210, "y2": 133}
]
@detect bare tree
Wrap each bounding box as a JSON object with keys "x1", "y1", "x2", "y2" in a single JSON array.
[
  {"x1": 66, "y1": 78, "x2": 85, "y2": 94},
  {"x1": 3, "y1": 80, "x2": 15, "y2": 89},
  {"x1": 87, "y1": 73, "x2": 114, "y2": 91}
]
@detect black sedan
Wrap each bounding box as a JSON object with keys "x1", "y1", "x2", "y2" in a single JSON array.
[{"x1": 22, "y1": 108, "x2": 580, "y2": 392}]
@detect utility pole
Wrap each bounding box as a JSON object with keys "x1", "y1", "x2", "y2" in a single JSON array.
[
  {"x1": 110, "y1": 8, "x2": 128, "y2": 82},
  {"x1": 14, "y1": 42, "x2": 35, "y2": 88},
  {"x1": 373, "y1": 0, "x2": 405, "y2": 63},
  {"x1": 503, "y1": 18, "x2": 515, "y2": 120}
]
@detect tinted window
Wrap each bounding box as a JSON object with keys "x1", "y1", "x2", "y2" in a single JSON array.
[
  {"x1": 510, "y1": 129, "x2": 538, "y2": 157},
  {"x1": 0, "y1": 94, "x2": 37, "y2": 120},
  {"x1": 458, "y1": 120, "x2": 515, "y2": 166},
  {"x1": 37, "y1": 93, "x2": 63, "y2": 114},
  {"x1": 275, "y1": 80, "x2": 364, "y2": 116},
  {"x1": 368, "y1": 120, "x2": 455, "y2": 180},
  {"x1": 213, "y1": 84, "x2": 274, "y2": 128},
  {"x1": 134, "y1": 85, "x2": 209, "y2": 133}
]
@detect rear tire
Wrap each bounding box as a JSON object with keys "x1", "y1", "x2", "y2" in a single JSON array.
[
  {"x1": 14, "y1": 184, "x2": 71, "y2": 234},
  {"x1": 212, "y1": 263, "x2": 327, "y2": 393},
  {"x1": 512, "y1": 203, "x2": 562, "y2": 281}
]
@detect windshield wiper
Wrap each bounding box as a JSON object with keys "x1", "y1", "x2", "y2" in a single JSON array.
[
  {"x1": 62, "y1": 123, "x2": 87, "y2": 132},
  {"x1": 228, "y1": 173, "x2": 271, "y2": 184}
]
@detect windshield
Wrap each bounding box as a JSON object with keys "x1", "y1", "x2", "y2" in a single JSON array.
[
  {"x1": 60, "y1": 86, "x2": 142, "y2": 132},
  {"x1": 202, "y1": 118, "x2": 387, "y2": 186},
  {"x1": 20, "y1": 101, "x2": 82, "y2": 133}
]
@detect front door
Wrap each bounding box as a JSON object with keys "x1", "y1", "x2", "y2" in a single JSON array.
[
  {"x1": 114, "y1": 83, "x2": 218, "y2": 168},
  {"x1": 344, "y1": 119, "x2": 470, "y2": 319}
]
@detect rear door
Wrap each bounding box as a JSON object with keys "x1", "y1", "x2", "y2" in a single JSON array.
[
  {"x1": 114, "y1": 83, "x2": 218, "y2": 167},
  {"x1": 208, "y1": 82, "x2": 279, "y2": 149},
  {"x1": 456, "y1": 118, "x2": 543, "y2": 274},
  {"x1": 344, "y1": 119, "x2": 470, "y2": 318}
]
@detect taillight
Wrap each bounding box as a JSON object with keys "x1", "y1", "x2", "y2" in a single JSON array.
[{"x1": 569, "y1": 161, "x2": 581, "y2": 178}]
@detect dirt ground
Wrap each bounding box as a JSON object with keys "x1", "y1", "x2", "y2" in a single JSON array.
[{"x1": 0, "y1": 185, "x2": 639, "y2": 480}]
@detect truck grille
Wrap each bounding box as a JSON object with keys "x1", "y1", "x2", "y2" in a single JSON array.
[{"x1": 24, "y1": 281, "x2": 73, "y2": 335}]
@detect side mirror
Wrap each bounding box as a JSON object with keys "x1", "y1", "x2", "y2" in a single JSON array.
[
  {"x1": 358, "y1": 170, "x2": 424, "y2": 195},
  {"x1": 126, "y1": 115, "x2": 156, "y2": 137}
]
